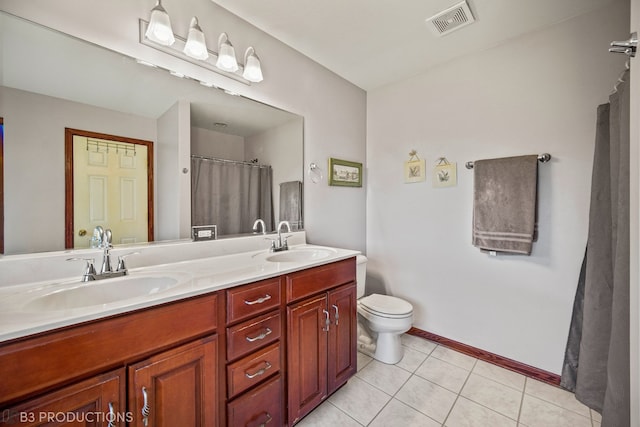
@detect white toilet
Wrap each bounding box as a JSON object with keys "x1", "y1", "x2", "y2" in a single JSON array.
[{"x1": 356, "y1": 255, "x2": 413, "y2": 364}]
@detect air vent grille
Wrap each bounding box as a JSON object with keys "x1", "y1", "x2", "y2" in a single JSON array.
[{"x1": 426, "y1": 1, "x2": 476, "y2": 36}]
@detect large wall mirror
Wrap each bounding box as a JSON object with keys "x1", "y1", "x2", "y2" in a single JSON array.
[{"x1": 0, "y1": 11, "x2": 304, "y2": 255}]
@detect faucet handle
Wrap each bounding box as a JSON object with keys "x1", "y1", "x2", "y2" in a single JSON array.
[
  {"x1": 116, "y1": 251, "x2": 140, "y2": 272},
  {"x1": 67, "y1": 257, "x2": 96, "y2": 281}
]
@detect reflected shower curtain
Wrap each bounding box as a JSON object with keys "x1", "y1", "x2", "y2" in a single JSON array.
[
  {"x1": 561, "y1": 70, "x2": 630, "y2": 427},
  {"x1": 191, "y1": 157, "x2": 274, "y2": 236}
]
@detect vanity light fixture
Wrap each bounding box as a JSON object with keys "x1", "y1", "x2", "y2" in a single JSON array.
[
  {"x1": 145, "y1": 0, "x2": 175, "y2": 46},
  {"x1": 183, "y1": 17, "x2": 208, "y2": 60},
  {"x1": 139, "y1": 2, "x2": 263, "y2": 85},
  {"x1": 242, "y1": 47, "x2": 263, "y2": 83},
  {"x1": 216, "y1": 33, "x2": 239, "y2": 72}
]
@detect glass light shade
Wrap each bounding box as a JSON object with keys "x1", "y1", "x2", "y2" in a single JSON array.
[
  {"x1": 216, "y1": 33, "x2": 239, "y2": 72},
  {"x1": 243, "y1": 50, "x2": 263, "y2": 83},
  {"x1": 145, "y1": 1, "x2": 175, "y2": 46},
  {"x1": 183, "y1": 17, "x2": 208, "y2": 60}
]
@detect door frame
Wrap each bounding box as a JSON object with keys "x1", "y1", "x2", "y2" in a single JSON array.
[{"x1": 64, "y1": 128, "x2": 154, "y2": 249}]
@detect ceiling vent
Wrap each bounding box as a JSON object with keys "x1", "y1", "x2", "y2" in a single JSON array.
[{"x1": 426, "y1": 1, "x2": 476, "y2": 37}]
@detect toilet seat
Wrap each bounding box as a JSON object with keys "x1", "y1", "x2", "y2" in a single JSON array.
[{"x1": 359, "y1": 294, "x2": 413, "y2": 319}]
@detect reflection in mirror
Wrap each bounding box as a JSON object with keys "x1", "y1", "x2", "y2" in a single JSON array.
[{"x1": 0, "y1": 11, "x2": 303, "y2": 255}]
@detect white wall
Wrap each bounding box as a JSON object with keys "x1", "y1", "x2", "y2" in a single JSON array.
[
  {"x1": 191, "y1": 127, "x2": 245, "y2": 160},
  {"x1": 246, "y1": 119, "x2": 304, "y2": 224},
  {"x1": 0, "y1": 86, "x2": 157, "y2": 254},
  {"x1": 366, "y1": 3, "x2": 629, "y2": 373},
  {"x1": 0, "y1": 0, "x2": 367, "y2": 253}
]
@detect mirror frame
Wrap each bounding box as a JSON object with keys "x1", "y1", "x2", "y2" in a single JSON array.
[{"x1": 64, "y1": 128, "x2": 155, "y2": 249}]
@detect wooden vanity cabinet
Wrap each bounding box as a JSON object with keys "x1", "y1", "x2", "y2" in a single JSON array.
[
  {"x1": 286, "y1": 258, "x2": 357, "y2": 425},
  {"x1": 224, "y1": 278, "x2": 285, "y2": 427},
  {"x1": 0, "y1": 293, "x2": 221, "y2": 427},
  {"x1": 0, "y1": 369, "x2": 125, "y2": 426}
]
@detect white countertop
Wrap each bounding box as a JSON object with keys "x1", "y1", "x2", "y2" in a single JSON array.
[{"x1": 0, "y1": 244, "x2": 360, "y2": 343}]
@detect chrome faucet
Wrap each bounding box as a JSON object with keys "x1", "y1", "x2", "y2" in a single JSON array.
[
  {"x1": 67, "y1": 226, "x2": 138, "y2": 281},
  {"x1": 252, "y1": 219, "x2": 267, "y2": 235},
  {"x1": 269, "y1": 221, "x2": 292, "y2": 252}
]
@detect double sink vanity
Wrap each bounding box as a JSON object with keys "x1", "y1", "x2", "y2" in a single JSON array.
[{"x1": 0, "y1": 232, "x2": 360, "y2": 426}]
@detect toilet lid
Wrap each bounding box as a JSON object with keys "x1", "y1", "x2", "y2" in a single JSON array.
[{"x1": 360, "y1": 294, "x2": 413, "y2": 316}]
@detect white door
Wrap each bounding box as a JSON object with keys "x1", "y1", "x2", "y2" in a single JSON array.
[{"x1": 73, "y1": 135, "x2": 149, "y2": 248}]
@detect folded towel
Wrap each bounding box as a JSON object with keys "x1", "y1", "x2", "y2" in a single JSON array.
[
  {"x1": 472, "y1": 155, "x2": 538, "y2": 255},
  {"x1": 280, "y1": 181, "x2": 303, "y2": 230}
]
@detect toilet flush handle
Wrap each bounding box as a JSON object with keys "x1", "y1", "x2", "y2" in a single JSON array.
[{"x1": 331, "y1": 304, "x2": 339, "y2": 325}]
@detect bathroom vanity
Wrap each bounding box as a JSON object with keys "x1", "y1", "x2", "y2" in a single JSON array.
[{"x1": 0, "y1": 238, "x2": 358, "y2": 426}]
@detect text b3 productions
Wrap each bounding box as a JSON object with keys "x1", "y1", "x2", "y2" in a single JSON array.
[{"x1": 1, "y1": 409, "x2": 135, "y2": 425}]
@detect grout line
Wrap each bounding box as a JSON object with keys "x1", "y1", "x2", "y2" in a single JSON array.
[
  {"x1": 517, "y1": 377, "x2": 527, "y2": 425},
  {"x1": 441, "y1": 357, "x2": 477, "y2": 426},
  {"x1": 326, "y1": 400, "x2": 365, "y2": 426}
]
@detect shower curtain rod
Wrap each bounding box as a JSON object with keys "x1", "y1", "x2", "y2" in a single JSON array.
[
  {"x1": 465, "y1": 153, "x2": 551, "y2": 169},
  {"x1": 191, "y1": 155, "x2": 270, "y2": 168}
]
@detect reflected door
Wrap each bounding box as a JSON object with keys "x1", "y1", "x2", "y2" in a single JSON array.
[{"x1": 65, "y1": 128, "x2": 154, "y2": 249}]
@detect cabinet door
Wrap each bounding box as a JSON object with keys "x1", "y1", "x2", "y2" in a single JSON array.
[
  {"x1": 1, "y1": 369, "x2": 125, "y2": 426},
  {"x1": 286, "y1": 295, "x2": 328, "y2": 425},
  {"x1": 128, "y1": 336, "x2": 217, "y2": 427},
  {"x1": 327, "y1": 283, "x2": 357, "y2": 394}
]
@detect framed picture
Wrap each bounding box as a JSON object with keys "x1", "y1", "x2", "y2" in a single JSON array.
[
  {"x1": 404, "y1": 159, "x2": 426, "y2": 183},
  {"x1": 329, "y1": 158, "x2": 362, "y2": 187},
  {"x1": 433, "y1": 161, "x2": 457, "y2": 188}
]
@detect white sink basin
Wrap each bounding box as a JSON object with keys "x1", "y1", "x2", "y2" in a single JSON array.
[
  {"x1": 23, "y1": 275, "x2": 181, "y2": 311},
  {"x1": 266, "y1": 248, "x2": 335, "y2": 263}
]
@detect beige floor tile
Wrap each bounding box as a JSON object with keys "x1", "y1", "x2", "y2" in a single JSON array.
[
  {"x1": 461, "y1": 374, "x2": 522, "y2": 420},
  {"x1": 328, "y1": 376, "x2": 391, "y2": 425},
  {"x1": 396, "y1": 345, "x2": 430, "y2": 373},
  {"x1": 472, "y1": 360, "x2": 525, "y2": 391},
  {"x1": 524, "y1": 378, "x2": 590, "y2": 417},
  {"x1": 356, "y1": 359, "x2": 412, "y2": 395},
  {"x1": 445, "y1": 397, "x2": 517, "y2": 427},
  {"x1": 297, "y1": 400, "x2": 362, "y2": 427},
  {"x1": 369, "y1": 399, "x2": 441, "y2": 427},
  {"x1": 519, "y1": 394, "x2": 591, "y2": 427},
  {"x1": 395, "y1": 374, "x2": 458, "y2": 423},
  {"x1": 415, "y1": 356, "x2": 471, "y2": 393},
  {"x1": 591, "y1": 408, "x2": 602, "y2": 422},
  {"x1": 431, "y1": 346, "x2": 477, "y2": 370},
  {"x1": 357, "y1": 351, "x2": 373, "y2": 372},
  {"x1": 401, "y1": 334, "x2": 437, "y2": 354}
]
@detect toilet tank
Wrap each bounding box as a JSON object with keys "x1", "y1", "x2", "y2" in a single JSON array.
[{"x1": 356, "y1": 255, "x2": 367, "y2": 298}]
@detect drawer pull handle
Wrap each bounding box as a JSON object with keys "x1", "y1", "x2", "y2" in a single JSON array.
[
  {"x1": 246, "y1": 412, "x2": 272, "y2": 427},
  {"x1": 245, "y1": 361, "x2": 272, "y2": 379},
  {"x1": 244, "y1": 294, "x2": 272, "y2": 305},
  {"x1": 322, "y1": 309, "x2": 330, "y2": 332},
  {"x1": 141, "y1": 386, "x2": 150, "y2": 426},
  {"x1": 246, "y1": 327, "x2": 273, "y2": 342},
  {"x1": 332, "y1": 304, "x2": 339, "y2": 325},
  {"x1": 107, "y1": 402, "x2": 116, "y2": 427}
]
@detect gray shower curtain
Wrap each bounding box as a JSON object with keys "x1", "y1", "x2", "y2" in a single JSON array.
[
  {"x1": 561, "y1": 70, "x2": 630, "y2": 427},
  {"x1": 191, "y1": 157, "x2": 274, "y2": 236}
]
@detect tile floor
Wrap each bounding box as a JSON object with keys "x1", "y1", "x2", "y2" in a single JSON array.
[{"x1": 298, "y1": 334, "x2": 601, "y2": 427}]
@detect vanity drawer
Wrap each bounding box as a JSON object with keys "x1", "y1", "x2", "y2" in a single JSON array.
[
  {"x1": 227, "y1": 310, "x2": 281, "y2": 361},
  {"x1": 286, "y1": 258, "x2": 356, "y2": 303},
  {"x1": 227, "y1": 342, "x2": 281, "y2": 399},
  {"x1": 226, "y1": 278, "x2": 281, "y2": 324},
  {"x1": 227, "y1": 375, "x2": 283, "y2": 427}
]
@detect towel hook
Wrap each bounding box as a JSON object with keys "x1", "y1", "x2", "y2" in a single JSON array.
[{"x1": 308, "y1": 162, "x2": 323, "y2": 184}]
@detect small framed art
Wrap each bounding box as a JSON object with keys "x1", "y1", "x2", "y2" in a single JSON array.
[
  {"x1": 404, "y1": 159, "x2": 426, "y2": 183},
  {"x1": 329, "y1": 158, "x2": 362, "y2": 187}
]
